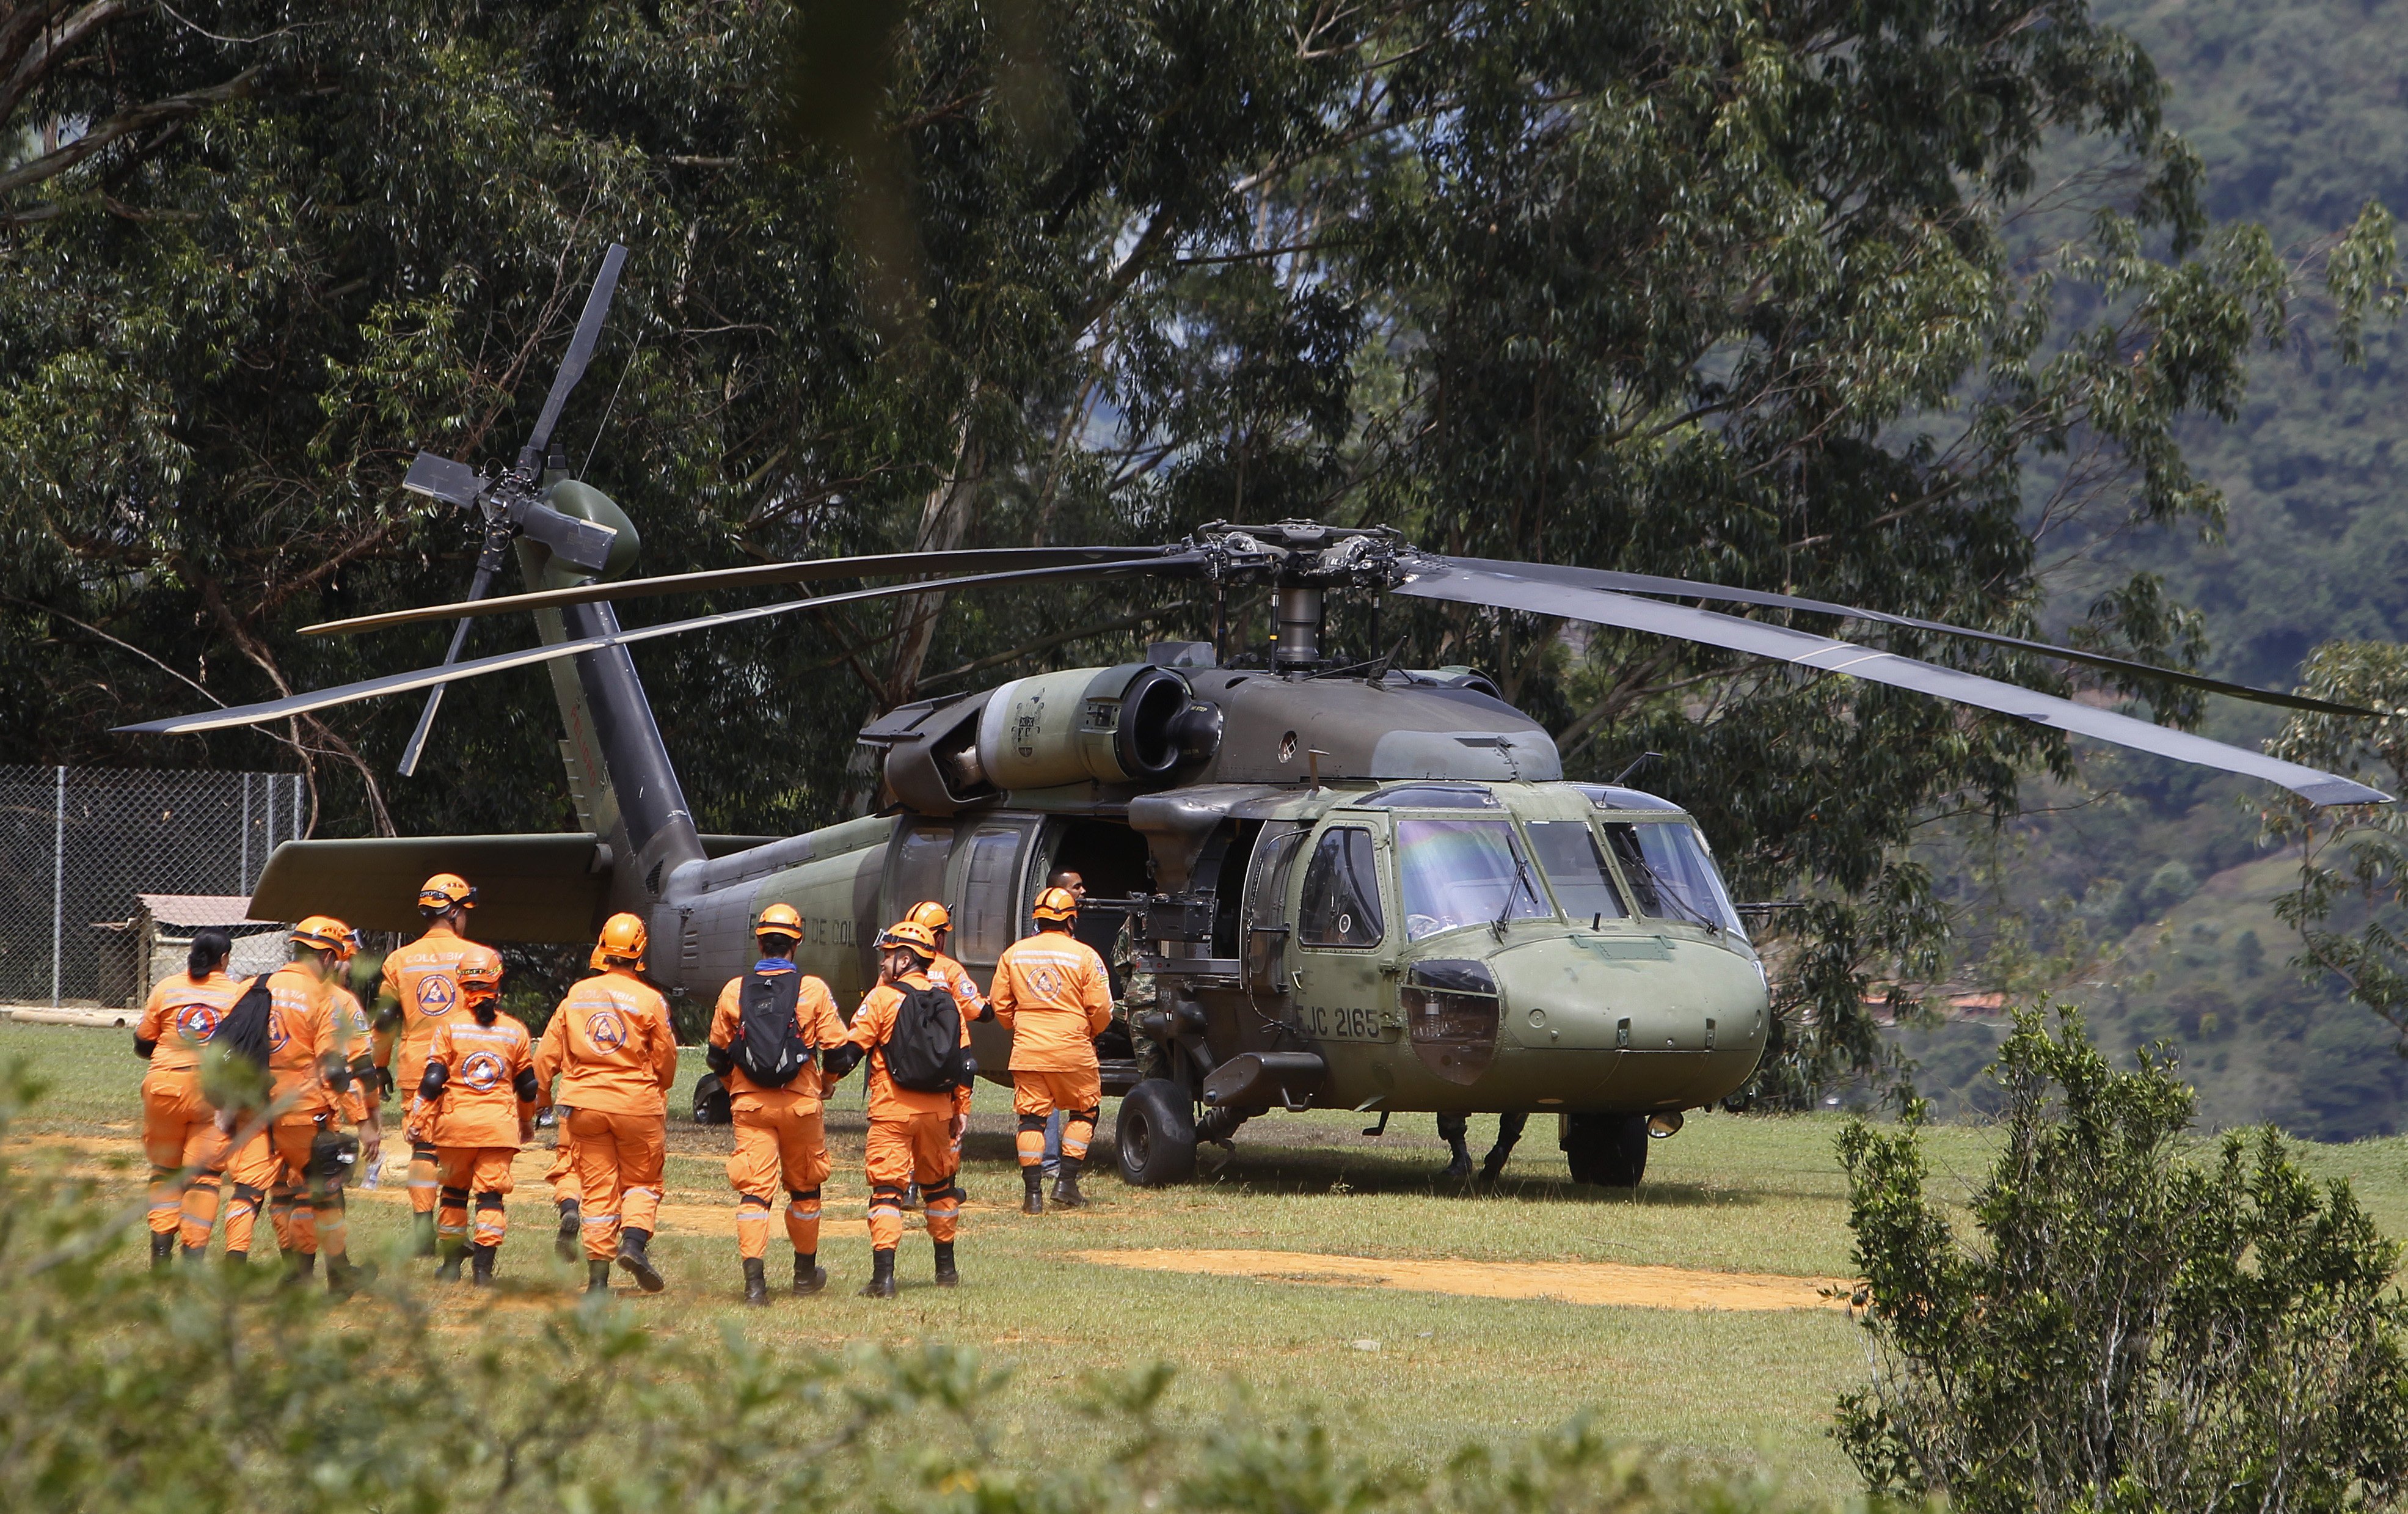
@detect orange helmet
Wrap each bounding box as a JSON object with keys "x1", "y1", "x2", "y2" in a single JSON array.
[
  {"x1": 1031, "y1": 886, "x2": 1079, "y2": 923},
  {"x1": 905, "y1": 900, "x2": 951, "y2": 933},
  {"x1": 418, "y1": 872, "x2": 477, "y2": 912},
  {"x1": 755, "y1": 902, "x2": 804, "y2": 942},
  {"x1": 291, "y1": 915, "x2": 352, "y2": 955},
  {"x1": 877, "y1": 920, "x2": 939, "y2": 960},
  {"x1": 458, "y1": 959, "x2": 503, "y2": 1000},
  {"x1": 589, "y1": 912, "x2": 647, "y2": 971}
]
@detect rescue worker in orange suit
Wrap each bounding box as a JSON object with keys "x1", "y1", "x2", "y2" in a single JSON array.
[
  {"x1": 535, "y1": 912, "x2": 678, "y2": 1293},
  {"x1": 900, "y1": 899, "x2": 990, "y2": 1203},
  {"x1": 991, "y1": 886, "x2": 1113, "y2": 1213},
  {"x1": 707, "y1": 902, "x2": 848, "y2": 1306},
  {"x1": 375, "y1": 873, "x2": 503, "y2": 1257},
  {"x1": 841, "y1": 921, "x2": 971, "y2": 1297},
  {"x1": 217, "y1": 916, "x2": 382, "y2": 1295},
  {"x1": 418, "y1": 959, "x2": 538, "y2": 1285},
  {"x1": 133, "y1": 927, "x2": 248, "y2": 1266},
  {"x1": 271, "y1": 924, "x2": 378, "y2": 1262}
]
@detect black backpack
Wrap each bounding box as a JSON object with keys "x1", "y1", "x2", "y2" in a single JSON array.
[
  {"x1": 203, "y1": 975, "x2": 275, "y2": 1110},
  {"x1": 880, "y1": 982, "x2": 973, "y2": 1094},
  {"x1": 733, "y1": 970, "x2": 812, "y2": 1087}
]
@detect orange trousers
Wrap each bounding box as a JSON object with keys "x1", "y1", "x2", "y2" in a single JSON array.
[
  {"x1": 141, "y1": 1078, "x2": 228, "y2": 1246},
  {"x1": 437, "y1": 1146, "x2": 516, "y2": 1251},
  {"x1": 400, "y1": 1089, "x2": 440, "y2": 1218},
  {"x1": 222, "y1": 1112, "x2": 351, "y2": 1259},
  {"x1": 1012, "y1": 1067, "x2": 1101, "y2": 1167},
  {"x1": 727, "y1": 1103, "x2": 830, "y2": 1261},
  {"x1": 547, "y1": 1121, "x2": 582, "y2": 1204},
  {"x1": 864, "y1": 1112, "x2": 958, "y2": 1252},
  {"x1": 567, "y1": 1108, "x2": 663, "y2": 1260}
]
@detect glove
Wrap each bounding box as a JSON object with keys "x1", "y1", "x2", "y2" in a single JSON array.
[{"x1": 377, "y1": 1066, "x2": 395, "y2": 1102}]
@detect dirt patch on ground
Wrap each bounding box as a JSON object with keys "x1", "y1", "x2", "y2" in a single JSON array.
[{"x1": 1074, "y1": 1248, "x2": 1855, "y2": 1312}]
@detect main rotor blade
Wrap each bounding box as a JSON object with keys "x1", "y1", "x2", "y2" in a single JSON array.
[
  {"x1": 521, "y1": 242, "x2": 629, "y2": 469},
  {"x1": 395, "y1": 521, "x2": 521, "y2": 777},
  {"x1": 1394, "y1": 558, "x2": 2390, "y2": 806},
  {"x1": 300, "y1": 546, "x2": 1185, "y2": 637},
  {"x1": 401, "y1": 452, "x2": 484, "y2": 509},
  {"x1": 1456, "y1": 557, "x2": 2385, "y2": 721},
  {"x1": 116, "y1": 557, "x2": 1202, "y2": 737}
]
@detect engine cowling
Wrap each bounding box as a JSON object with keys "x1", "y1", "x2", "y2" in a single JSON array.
[{"x1": 976, "y1": 663, "x2": 1199, "y2": 789}]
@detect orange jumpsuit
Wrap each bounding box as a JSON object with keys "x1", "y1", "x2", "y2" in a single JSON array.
[
  {"x1": 847, "y1": 971, "x2": 972, "y2": 1253},
  {"x1": 421, "y1": 1014, "x2": 537, "y2": 1254},
  {"x1": 379, "y1": 924, "x2": 504, "y2": 1216},
  {"x1": 221, "y1": 965, "x2": 371, "y2": 1260},
  {"x1": 990, "y1": 931, "x2": 1113, "y2": 1169},
  {"x1": 134, "y1": 968, "x2": 250, "y2": 1247},
  {"x1": 535, "y1": 968, "x2": 677, "y2": 1260},
  {"x1": 709, "y1": 967, "x2": 847, "y2": 1261}
]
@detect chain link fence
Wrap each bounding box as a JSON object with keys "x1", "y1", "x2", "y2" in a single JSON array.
[{"x1": 0, "y1": 766, "x2": 305, "y2": 1008}]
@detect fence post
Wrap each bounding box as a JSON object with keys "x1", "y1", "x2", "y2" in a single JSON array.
[
  {"x1": 51, "y1": 766, "x2": 64, "y2": 1009},
  {"x1": 239, "y1": 773, "x2": 251, "y2": 896}
]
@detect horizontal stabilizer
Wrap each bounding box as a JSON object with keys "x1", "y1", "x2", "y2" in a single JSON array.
[{"x1": 252, "y1": 833, "x2": 611, "y2": 943}]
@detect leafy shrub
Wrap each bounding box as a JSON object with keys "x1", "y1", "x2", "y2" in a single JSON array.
[
  {"x1": 1838, "y1": 1006, "x2": 2408, "y2": 1513},
  {"x1": 0, "y1": 1059, "x2": 1816, "y2": 1513}
]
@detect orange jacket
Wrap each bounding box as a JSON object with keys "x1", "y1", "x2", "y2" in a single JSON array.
[
  {"x1": 847, "y1": 972, "x2": 972, "y2": 1119},
  {"x1": 535, "y1": 969, "x2": 678, "y2": 1116},
  {"x1": 378, "y1": 924, "x2": 504, "y2": 1067},
  {"x1": 709, "y1": 965, "x2": 849, "y2": 1112},
  {"x1": 924, "y1": 952, "x2": 987, "y2": 1020},
  {"x1": 990, "y1": 931, "x2": 1113, "y2": 1072},
  {"x1": 421, "y1": 1015, "x2": 536, "y2": 1148},
  {"x1": 136, "y1": 969, "x2": 250, "y2": 1084},
  {"x1": 264, "y1": 965, "x2": 363, "y2": 1121}
]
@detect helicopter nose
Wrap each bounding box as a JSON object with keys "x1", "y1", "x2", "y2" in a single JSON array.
[{"x1": 1484, "y1": 935, "x2": 1770, "y2": 1096}]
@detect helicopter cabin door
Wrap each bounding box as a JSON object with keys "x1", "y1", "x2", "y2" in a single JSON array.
[
  {"x1": 1242, "y1": 821, "x2": 1306, "y2": 1001},
  {"x1": 1288, "y1": 814, "x2": 1396, "y2": 1059}
]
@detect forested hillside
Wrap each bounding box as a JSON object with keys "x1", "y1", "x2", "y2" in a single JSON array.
[{"x1": 1910, "y1": 0, "x2": 2408, "y2": 1135}]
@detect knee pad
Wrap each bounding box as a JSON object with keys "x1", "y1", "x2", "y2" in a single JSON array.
[
  {"x1": 789, "y1": 1187, "x2": 821, "y2": 1203},
  {"x1": 411, "y1": 1139, "x2": 438, "y2": 1161},
  {"x1": 148, "y1": 1165, "x2": 180, "y2": 1184},
  {"x1": 1016, "y1": 1112, "x2": 1049, "y2": 1134},
  {"x1": 869, "y1": 1183, "x2": 907, "y2": 1203},
  {"x1": 921, "y1": 1182, "x2": 964, "y2": 1205},
  {"x1": 474, "y1": 1191, "x2": 505, "y2": 1211},
  {"x1": 738, "y1": 1193, "x2": 773, "y2": 1211},
  {"x1": 308, "y1": 1130, "x2": 360, "y2": 1183},
  {"x1": 1071, "y1": 1106, "x2": 1101, "y2": 1126},
  {"x1": 440, "y1": 1185, "x2": 471, "y2": 1205},
  {"x1": 232, "y1": 1183, "x2": 266, "y2": 1207}
]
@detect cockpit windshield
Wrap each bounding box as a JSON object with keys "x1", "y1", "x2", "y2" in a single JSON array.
[
  {"x1": 1395, "y1": 819, "x2": 1549, "y2": 942},
  {"x1": 1602, "y1": 821, "x2": 1746, "y2": 937}
]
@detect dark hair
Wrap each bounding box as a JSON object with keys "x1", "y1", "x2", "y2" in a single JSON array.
[{"x1": 188, "y1": 928, "x2": 233, "y2": 976}]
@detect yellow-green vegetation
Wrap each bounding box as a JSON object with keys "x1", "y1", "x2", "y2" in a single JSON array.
[{"x1": 16, "y1": 1016, "x2": 2408, "y2": 1506}]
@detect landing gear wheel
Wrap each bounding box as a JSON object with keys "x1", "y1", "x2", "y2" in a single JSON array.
[
  {"x1": 1561, "y1": 1113, "x2": 1649, "y2": 1188},
  {"x1": 1116, "y1": 1078, "x2": 1198, "y2": 1187}
]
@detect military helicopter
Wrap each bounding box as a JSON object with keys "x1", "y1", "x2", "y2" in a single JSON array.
[{"x1": 121, "y1": 246, "x2": 2392, "y2": 1189}]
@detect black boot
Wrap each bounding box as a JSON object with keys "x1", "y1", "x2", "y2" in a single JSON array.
[
  {"x1": 324, "y1": 1254, "x2": 375, "y2": 1301},
  {"x1": 280, "y1": 1251, "x2": 318, "y2": 1287},
  {"x1": 150, "y1": 1231, "x2": 177, "y2": 1271},
  {"x1": 858, "y1": 1247, "x2": 897, "y2": 1298},
  {"x1": 222, "y1": 1249, "x2": 248, "y2": 1269},
  {"x1": 181, "y1": 1244, "x2": 209, "y2": 1265},
  {"x1": 435, "y1": 1245, "x2": 466, "y2": 1283},
  {"x1": 469, "y1": 1244, "x2": 497, "y2": 1287},
  {"x1": 412, "y1": 1211, "x2": 439, "y2": 1258},
  {"x1": 586, "y1": 1259, "x2": 613, "y2": 1293},
  {"x1": 793, "y1": 1251, "x2": 827, "y2": 1295},
  {"x1": 933, "y1": 1241, "x2": 959, "y2": 1287},
  {"x1": 1439, "y1": 1113, "x2": 1472, "y2": 1180},
  {"x1": 555, "y1": 1199, "x2": 582, "y2": 1262},
  {"x1": 743, "y1": 1256, "x2": 769, "y2": 1306},
  {"x1": 1478, "y1": 1145, "x2": 1511, "y2": 1182},
  {"x1": 615, "y1": 1227, "x2": 665, "y2": 1293},
  {"x1": 1051, "y1": 1155, "x2": 1086, "y2": 1209},
  {"x1": 901, "y1": 1182, "x2": 924, "y2": 1212},
  {"x1": 1021, "y1": 1167, "x2": 1045, "y2": 1216}
]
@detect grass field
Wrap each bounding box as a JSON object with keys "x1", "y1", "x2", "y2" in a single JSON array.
[{"x1": 12, "y1": 1017, "x2": 2408, "y2": 1499}]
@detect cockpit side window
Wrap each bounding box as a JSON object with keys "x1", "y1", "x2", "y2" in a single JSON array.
[
  {"x1": 1297, "y1": 826, "x2": 1385, "y2": 948},
  {"x1": 1525, "y1": 820, "x2": 1626, "y2": 921}
]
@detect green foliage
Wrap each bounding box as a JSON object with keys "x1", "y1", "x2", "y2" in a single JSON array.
[
  {"x1": 0, "y1": 1061, "x2": 1830, "y2": 1512},
  {"x1": 4, "y1": 0, "x2": 2399, "y2": 1099},
  {"x1": 1838, "y1": 1006, "x2": 2408, "y2": 1512}
]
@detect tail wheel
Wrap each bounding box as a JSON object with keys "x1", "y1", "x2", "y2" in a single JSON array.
[
  {"x1": 1116, "y1": 1078, "x2": 1198, "y2": 1186},
  {"x1": 1561, "y1": 1113, "x2": 1648, "y2": 1188}
]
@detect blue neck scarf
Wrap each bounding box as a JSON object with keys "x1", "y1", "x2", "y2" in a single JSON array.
[{"x1": 755, "y1": 957, "x2": 796, "y2": 972}]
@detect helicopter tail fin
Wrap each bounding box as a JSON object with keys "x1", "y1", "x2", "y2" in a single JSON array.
[{"x1": 517, "y1": 511, "x2": 703, "y2": 926}]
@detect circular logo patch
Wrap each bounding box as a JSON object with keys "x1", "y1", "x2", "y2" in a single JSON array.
[
  {"x1": 416, "y1": 975, "x2": 459, "y2": 1018},
  {"x1": 585, "y1": 1010, "x2": 629, "y2": 1051},
  {"x1": 460, "y1": 1050, "x2": 508, "y2": 1092},
  {"x1": 1030, "y1": 965, "x2": 1063, "y2": 997},
  {"x1": 175, "y1": 1003, "x2": 222, "y2": 1044}
]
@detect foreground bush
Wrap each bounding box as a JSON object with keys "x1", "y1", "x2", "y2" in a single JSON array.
[
  {"x1": 1839, "y1": 1007, "x2": 2408, "y2": 1513},
  {"x1": 0, "y1": 1061, "x2": 1817, "y2": 1513}
]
